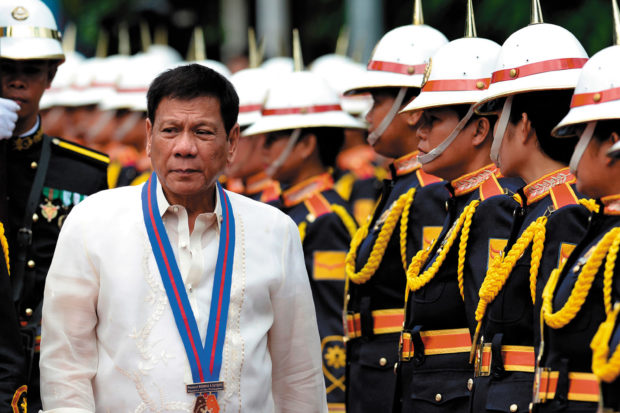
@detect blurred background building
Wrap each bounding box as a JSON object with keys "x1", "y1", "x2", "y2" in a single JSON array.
[{"x1": 41, "y1": 0, "x2": 613, "y2": 72}]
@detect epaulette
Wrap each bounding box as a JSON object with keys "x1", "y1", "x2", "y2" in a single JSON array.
[
  {"x1": 416, "y1": 168, "x2": 442, "y2": 187},
  {"x1": 334, "y1": 172, "x2": 356, "y2": 202},
  {"x1": 478, "y1": 174, "x2": 504, "y2": 201},
  {"x1": 51, "y1": 137, "x2": 109, "y2": 166},
  {"x1": 549, "y1": 183, "x2": 579, "y2": 211},
  {"x1": 303, "y1": 193, "x2": 333, "y2": 222},
  {"x1": 260, "y1": 181, "x2": 281, "y2": 203}
]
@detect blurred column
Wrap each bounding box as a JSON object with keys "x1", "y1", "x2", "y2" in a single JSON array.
[
  {"x1": 346, "y1": 0, "x2": 383, "y2": 63},
  {"x1": 256, "y1": 0, "x2": 290, "y2": 58},
  {"x1": 220, "y1": 0, "x2": 248, "y2": 62}
]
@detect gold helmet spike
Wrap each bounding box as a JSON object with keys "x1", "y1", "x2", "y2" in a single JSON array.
[
  {"x1": 95, "y1": 27, "x2": 109, "y2": 58},
  {"x1": 62, "y1": 21, "x2": 77, "y2": 53},
  {"x1": 118, "y1": 21, "x2": 131, "y2": 56},
  {"x1": 248, "y1": 27, "x2": 262, "y2": 68},
  {"x1": 335, "y1": 26, "x2": 350, "y2": 56},
  {"x1": 464, "y1": 0, "x2": 477, "y2": 38},
  {"x1": 193, "y1": 26, "x2": 206, "y2": 61},
  {"x1": 531, "y1": 0, "x2": 544, "y2": 24},
  {"x1": 292, "y1": 28, "x2": 304, "y2": 71},
  {"x1": 140, "y1": 20, "x2": 151, "y2": 53},
  {"x1": 413, "y1": 0, "x2": 424, "y2": 25},
  {"x1": 613, "y1": 0, "x2": 620, "y2": 45}
]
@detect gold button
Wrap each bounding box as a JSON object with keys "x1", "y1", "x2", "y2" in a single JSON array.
[
  {"x1": 510, "y1": 404, "x2": 518, "y2": 412},
  {"x1": 593, "y1": 93, "x2": 602, "y2": 103},
  {"x1": 27, "y1": 260, "x2": 35, "y2": 268},
  {"x1": 476, "y1": 81, "x2": 485, "y2": 90},
  {"x1": 435, "y1": 393, "x2": 442, "y2": 402},
  {"x1": 394, "y1": 362, "x2": 398, "y2": 374},
  {"x1": 32, "y1": 213, "x2": 39, "y2": 223},
  {"x1": 25, "y1": 308, "x2": 33, "y2": 316},
  {"x1": 407, "y1": 66, "x2": 416, "y2": 75},
  {"x1": 379, "y1": 357, "x2": 387, "y2": 367},
  {"x1": 30, "y1": 161, "x2": 38, "y2": 169},
  {"x1": 346, "y1": 294, "x2": 350, "y2": 301},
  {"x1": 529, "y1": 402, "x2": 534, "y2": 413},
  {"x1": 509, "y1": 68, "x2": 518, "y2": 78},
  {"x1": 467, "y1": 378, "x2": 473, "y2": 391},
  {"x1": 300, "y1": 107, "x2": 308, "y2": 114}
]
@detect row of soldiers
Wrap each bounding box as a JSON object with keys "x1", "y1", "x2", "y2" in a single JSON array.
[{"x1": 2, "y1": 0, "x2": 620, "y2": 413}]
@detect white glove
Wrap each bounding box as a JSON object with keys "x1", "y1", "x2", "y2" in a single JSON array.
[{"x1": 0, "y1": 98, "x2": 20, "y2": 140}]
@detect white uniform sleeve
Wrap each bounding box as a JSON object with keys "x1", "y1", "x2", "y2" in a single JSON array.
[
  {"x1": 269, "y1": 218, "x2": 328, "y2": 413},
  {"x1": 39, "y1": 206, "x2": 98, "y2": 413}
]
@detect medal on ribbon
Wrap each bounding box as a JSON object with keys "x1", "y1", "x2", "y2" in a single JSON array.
[{"x1": 142, "y1": 173, "x2": 235, "y2": 413}]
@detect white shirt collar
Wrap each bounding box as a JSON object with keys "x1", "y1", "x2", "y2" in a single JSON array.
[{"x1": 19, "y1": 116, "x2": 40, "y2": 137}]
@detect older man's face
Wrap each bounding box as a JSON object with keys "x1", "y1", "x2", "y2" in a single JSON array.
[{"x1": 146, "y1": 96, "x2": 238, "y2": 203}]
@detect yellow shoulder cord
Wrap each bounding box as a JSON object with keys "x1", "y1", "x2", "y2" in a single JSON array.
[
  {"x1": 298, "y1": 221, "x2": 307, "y2": 243},
  {"x1": 345, "y1": 187, "x2": 416, "y2": 285},
  {"x1": 542, "y1": 227, "x2": 620, "y2": 329},
  {"x1": 0, "y1": 222, "x2": 9, "y2": 274},
  {"x1": 399, "y1": 188, "x2": 416, "y2": 271},
  {"x1": 591, "y1": 303, "x2": 620, "y2": 383},
  {"x1": 472, "y1": 216, "x2": 548, "y2": 347},
  {"x1": 456, "y1": 200, "x2": 481, "y2": 300},
  {"x1": 331, "y1": 203, "x2": 359, "y2": 239},
  {"x1": 579, "y1": 198, "x2": 600, "y2": 214},
  {"x1": 406, "y1": 200, "x2": 479, "y2": 293}
]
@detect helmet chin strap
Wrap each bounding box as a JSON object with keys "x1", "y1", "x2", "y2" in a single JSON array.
[
  {"x1": 569, "y1": 121, "x2": 596, "y2": 174},
  {"x1": 367, "y1": 87, "x2": 408, "y2": 146},
  {"x1": 607, "y1": 137, "x2": 620, "y2": 159},
  {"x1": 490, "y1": 95, "x2": 514, "y2": 166},
  {"x1": 265, "y1": 128, "x2": 302, "y2": 177},
  {"x1": 417, "y1": 105, "x2": 475, "y2": 165}
]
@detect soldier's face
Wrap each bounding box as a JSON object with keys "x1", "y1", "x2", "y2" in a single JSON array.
[
  {"x1": 0, "y1": 59, "x2": 54, "y2": 128},
  {"x1": 366, "y1": 92, "x2": 415, "y2": 158},
  {"x1": 227, "y1": 133, "x2": 266, "y2": 179},
  {"x1": 575, "y1": 133, "x2": 616, "y2": 198},
  {"x1": 146, "y1": 96, "x2": 239, "y2": 203}
]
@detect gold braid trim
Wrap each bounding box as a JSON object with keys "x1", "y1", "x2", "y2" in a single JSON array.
[
  {"x1": 400, "y1": 189, "x2": 415, "y2": 271},
  {"x1": 331, "y1": 204, "x2": 359, "y2": 239},
  {"x1": 456, "y1": 200, "x2": 481, "y2": 300},
  {"x1": 346, "y1": 188, "x2": 416, "y2": 284},
  {"x1": 591, "y1": 303, "x2": 620, "y2": 383},
  {"x1": 542, "y1": 227, "x2": 620, "y2": 329},
  {"x1": 0, "y1": 222, "x2": 8, "y2": 274},
  {"x1": 406, "y1": 200, "x2": 479, "y2": 293},
  {"x1": 603, "y1": 233, "x2": 620, "y2": 315},
  {"x1": 298, "y1": 221, "x2": 307, "y2": 243},
  {"x1": 579, "y1": 198, "x2": 600, "y2": 213},
  {"x1": 474, "y1": 216, "x2": 548, "y2": 337}
]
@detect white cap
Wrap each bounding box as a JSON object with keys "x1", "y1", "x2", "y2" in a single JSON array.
[
  {"x1": 0, "y1": 0, "x2": 64, "y2": 61},
  {"x1": 242, "y1": 70, "x2": 365, "y2": 136}
]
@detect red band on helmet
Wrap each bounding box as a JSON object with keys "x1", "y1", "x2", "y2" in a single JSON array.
[
  {"x1": 422, "y1": 78, "x2": 491, "y2": 92},
  {"x1": 116, "y1": 87, "x2": 148, "y2": 93},
  {"x1": 367, "y1": 60, "x2": 426, "y2": 76},
  {"x1": 262, "y1": 104, "x2": 342, "y2": 116},
  {"x1": 570, "y1": 86, "x2": 620, "y2": 108},
  {"x1": 491, "y1": 58, "x2": 588, "y2": 83},
  {"x1": 239, "y1": 104, "x2": 263, "y2": 113}
]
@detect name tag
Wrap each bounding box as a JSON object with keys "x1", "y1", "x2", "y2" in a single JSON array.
[{"x1": 186, "y1": 381, "x2": 225, "y2": 394}]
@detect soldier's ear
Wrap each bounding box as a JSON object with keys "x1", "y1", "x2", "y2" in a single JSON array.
[
  {"x1": 471, "y1": 117, "x2": 490, "y2": 147},
  {"x1": 518, "y1": 112, "x2": 535, "y2": 145},
  {"x1": 406, "y1": 110, "x2": 423, "y2": 127},
  {"x1": 46, "y1": 62, "x2": 59, "y2": 85},
  {"x1": 298, "y1": 132, "x2": 317, "y2": 159}
]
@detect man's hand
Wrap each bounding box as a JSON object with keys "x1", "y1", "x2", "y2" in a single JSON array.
[{"x1": 0, "y1": 98, "x2": 20, "y2": 140}]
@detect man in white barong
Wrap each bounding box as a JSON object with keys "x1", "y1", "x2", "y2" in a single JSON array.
[{"x1": 39, "y1": 63, "x2": 328, "y2": 413}]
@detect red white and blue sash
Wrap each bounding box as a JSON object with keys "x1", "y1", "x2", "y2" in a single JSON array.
[{"x1": 141, "y1": 173, "x2": 235, "y2": 397}]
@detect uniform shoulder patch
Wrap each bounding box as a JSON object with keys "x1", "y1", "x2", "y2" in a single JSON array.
[
  {"x1": 303, "y1": 193, "x2": 333, "y2": 221},
  {"x1": 313, "y1": 251, "x2": 346, "y2": 280},
  {"x1": 51, "y1": 137, "x2": 110, "y2": 166},
  {"x1": 11, "y1": 384, "x2": 27, "y2": 413},
  {"x1": 549, "y1": 183, "x2": 579, "y2": 211}
]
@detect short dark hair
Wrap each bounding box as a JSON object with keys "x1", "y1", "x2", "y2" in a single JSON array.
[
  {"x1": 303, "y1": 127, "x2": 345, "y2": 167},
  {"x1": 594, "y1": 120, "x2": 620, "y2": 142},
  {"x1": 509, "y1": 90, "x2": 576, "y2": 164},
  {"x1": 146, "y1": 63, "x2": 239, "y2": 135}
]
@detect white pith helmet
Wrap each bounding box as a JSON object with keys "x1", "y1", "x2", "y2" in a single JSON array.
[
  {"x1": 554, "y1": 0, "x2": 620, "y2": 166},
  {"x1": 39, "y1": 51, "x2": 84, "y2": 109},
  {"x1": 474, "y1": 0, "x2": 588, "y2": 114},
  {"x1": 0, "y1": 0, "x2": 64, "y2": 61},
  {"x1": 99, "y1": 52, "x2": 181, "y2": 112},
  {"x1": 242, "y1": 70, "x2": 365, "y2": 137},
  {"x1": 194, "y1": 59, "x2": 231, "y2": 79},
  {"x1": 343, "y1": 23, "x2": 448, "y2": 94},
  {"x1": 311, "y1": 55, "x2": 373, "y2": 116},
  {"x1": 400, "y1": 0, "x2": 501, "y2": 164},
  {"x1": 230, "y1": 67, "x2": 275, "y2": 128},
  {"x1": 260, "y1": 56, "x2": 294, "y2": 74}
]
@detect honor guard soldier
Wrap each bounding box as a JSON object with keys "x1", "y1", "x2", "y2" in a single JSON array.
[
  {"x1": 465, "y1": 2, "x2": 592, "y2": 412},
  {"x1": 243, "y1": 45, "x2": 362, "y2": 412},
  {"x1": 0, "y1": 222, "x2": 27, "y2": 412},
  {"x1": 532, "y1": 3, "x2": 620, "y2": 410},
  {"x1": 341, "y1": 1, "x2": 450, "y2": 411},
  {"x1": 0, "y1": 0, "x2": 109, "y2": 409},
  {"x1": 395, "y1": 2, "x2": 524, "y2": 411},
  {"x1": 227, "y1": 53, "x2": 281, "y2": 204}
]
